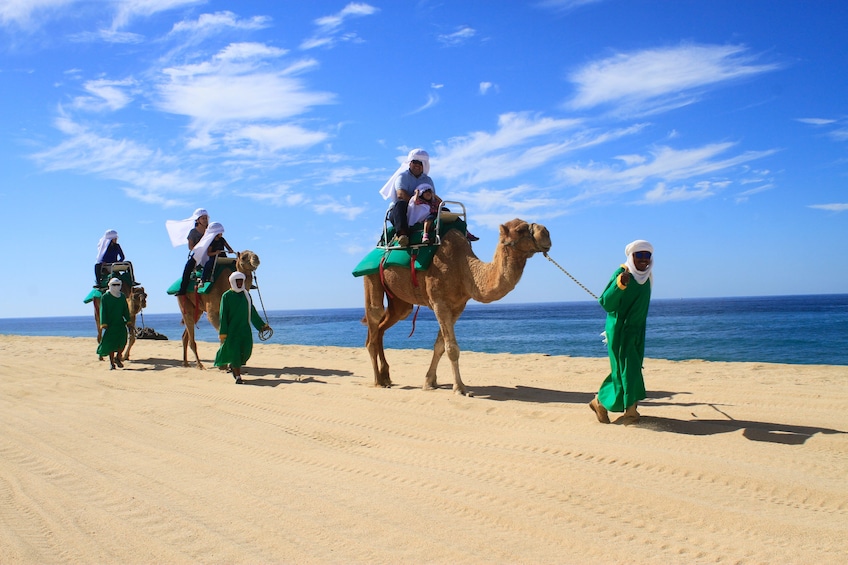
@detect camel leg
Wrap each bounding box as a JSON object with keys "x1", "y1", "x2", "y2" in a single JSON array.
[
  {"x1": 123, "y1": 315, "x2": 136, "y2": 361},
  {"x1": 424, "y1": 329, "x2": 446, "y2": 390},
  {"x1": 364, "y1": 275, "x2": 393, "y2": 387},
  {"x1": 432, "y1": 304, "x2": 467, "y2": 395}
]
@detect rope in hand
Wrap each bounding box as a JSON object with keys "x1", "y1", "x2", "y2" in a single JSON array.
[
  {"x1": 252, "y1": 273, "x2": 274, "y2": 341},
  {"x1": 543, "y1": 252, "x2": 599, "y2": 300}
]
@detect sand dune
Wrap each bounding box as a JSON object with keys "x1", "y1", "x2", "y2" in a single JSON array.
[{"x1": 0, "y1": 335, "x2": 846, "y2": 564}]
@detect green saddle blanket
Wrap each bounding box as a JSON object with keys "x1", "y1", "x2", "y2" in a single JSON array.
[
  {"x1": 84, "y1": 268, "x2": 135, "y2": 303},
  {"x1": 352, "y1": 220, "x2": 467, "y2": 277},
  {"x1": 166, "y1": 261, "x2": 235, "y2": 295}
]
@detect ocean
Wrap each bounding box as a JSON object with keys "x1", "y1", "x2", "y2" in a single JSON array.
[{"x1": 1, "y1": 294, "x2": 847, "y2": 366}]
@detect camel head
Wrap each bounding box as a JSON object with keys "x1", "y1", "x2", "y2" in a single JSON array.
[
  {"x1": 131, "y1": 287, "x2": 147, "y2": 311},
  {"x1": 237, "y1": 250, "x2": 260, "y2": 273},
  {"x1": 499, "y1": 219, "x2": 551, "y2": 257}
]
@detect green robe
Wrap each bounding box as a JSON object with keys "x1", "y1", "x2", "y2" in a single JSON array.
[
  {"x1": 214, "y1": 290, "x2": 265, "y2": 369},
  {"x1": 97, "y1": 292, "x2": 130, "y2": 356},
  {"x1": 597, "y1": 266, "x2": 651, "y2": 413}
]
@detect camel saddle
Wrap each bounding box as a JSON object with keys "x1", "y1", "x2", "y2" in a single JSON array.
[
  {"x1": 352, "y1": 219, "x2": 468, "y2": 277},
  {"x1": 166, "y1": 256, "x2": 236, "y2": 295}
]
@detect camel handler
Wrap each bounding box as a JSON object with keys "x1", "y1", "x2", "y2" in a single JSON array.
[
  {"x1": 214, "y1": 272, "x2": 270, "y2": 384},
  {"x1": 97, "y1": 278, "x2": 131, "y2": 370}
]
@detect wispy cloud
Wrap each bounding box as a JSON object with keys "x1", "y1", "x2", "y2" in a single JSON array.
[
  {"x1": 313, "y1": 195, "x2": 368, "y2": 220},
  {"x1": 72, "y1": 78, "x2": 136, "y2": 111},
  {"x1": 170, "y1": 11, "x2": 271, "y2": 35},
  {"x1": 0, "y1": 0, "x2": 77, "y2": 27},
  {"x1": 434, "y1": 111, "x2": 640, "y2": 186},
  {"x1": 798, "y1": 116, "x2": 848, "y2": 142},
  {"x1": 560, "y1": 142, "x2": 778, "y2": 203},
  {"x1": 437, "y1": 25, "x2": 476, "y2": 47},
  {"x1": 567, "y1": 43, "x2": 781, "y2": 116},
  {"x1": 300, "y1": 2, "x2": 378, "y2": 50},
  {"x1": 808, "y1": 203, "x2": 848, "y2": 212},
  {"x1": 110, "y1": 0, "x2": 206, "y2": 31},
  {"x1": 536, "y1": 0, "x2": 606, "y2": 12}
]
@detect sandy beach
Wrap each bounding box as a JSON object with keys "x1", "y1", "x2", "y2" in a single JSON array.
[{"x1": 0, "y1": 334, "x2": 846, "y2": 564}]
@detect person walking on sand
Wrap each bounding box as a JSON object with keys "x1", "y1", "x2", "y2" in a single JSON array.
[
  {"x1": 214, "y1": 272, "x2": 270, "y2": 384},
  {"x1": 589, "y1": 240, "x2": 654, "y2": 425},
  {"x1": 97, "y1": 278, "x2": 131, "y2": 370}
]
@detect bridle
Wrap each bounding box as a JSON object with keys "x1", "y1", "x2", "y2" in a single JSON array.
[{"x1": 504, "y1": 222, "x2": 547, "y2": 253}]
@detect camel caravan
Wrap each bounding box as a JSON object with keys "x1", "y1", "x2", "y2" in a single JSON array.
[{"x1": 83, "y1": 151, "x2": 553, "y2": 393}]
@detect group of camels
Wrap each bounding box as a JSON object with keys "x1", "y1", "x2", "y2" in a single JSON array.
[{"x1": 91, "y1": 218, "x2": 551, "y2": 396}]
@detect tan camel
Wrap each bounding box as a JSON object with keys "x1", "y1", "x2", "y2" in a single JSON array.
[
  {"x1": 92, "y1": 283, "x2": 148, "y2": 361},
  {"x1": 363, "y1": 218, "x2": 551, "y2": 395},
  {"x1": 177, "y1": 251, "x2": 260, "y2": 369}
]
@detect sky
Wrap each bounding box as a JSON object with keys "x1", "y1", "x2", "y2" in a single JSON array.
[{"x1": 1, "y1": 0, "x2": 846, "y2": 318}]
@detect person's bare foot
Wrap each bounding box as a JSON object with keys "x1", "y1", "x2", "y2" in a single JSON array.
[{"x1": 589, "y1": 397, "x2": 610, "y2": 424}]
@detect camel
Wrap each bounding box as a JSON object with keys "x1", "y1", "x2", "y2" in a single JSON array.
[
  {"x1": 177, "y1": 250, "x2": 260, "y2": 369},
  {"x1": 363, "y1": 218, "x2": 551, "y2": 395},
  {"x1": 92, "y1": 282, "x2": 148, "y2": 361}
]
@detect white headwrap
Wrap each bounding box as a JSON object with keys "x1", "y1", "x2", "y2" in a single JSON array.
[
  {"x1": 407, "y1": 183, "x2": 436, "y2": 226},
  {"x1": 165, "y1": 208, "x2": 209, "y2": 247},
  {"x1": 192, "y1": 222, "x2": 224, "y2": 267},
  {"x1": 95, "y1": 229, "x2": 118, "y2": 262},
  {"x1": 107, "y1": 277, "x2": 123, "y2": 298},
  {"x1": 228, "y1": 271, "x2": 253, "y2": 323},
  {"x1": 378, "y1": 148, "x2": 431, "y2": 202},
  {"x1": 624, "y1": 240, "x2": 654, "y2": 285}
]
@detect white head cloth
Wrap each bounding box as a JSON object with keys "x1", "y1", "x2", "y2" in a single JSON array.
[
  {"x1": 96, "y1": 229, "x2": 118, "y2": 262},
  {"x1": 107, "y1": 277, "x2": 122, "y2": 298},
  {"x1": 192, "y1": 222, "x2": 224, "y2": 267},
  {"x1": 378, "y1": 148, "x2": 431, "y2": 202},
  {"x1": 165, "y1": 208, "x2": 209, "y2": 247},
  {"x1": 407, "y1": 183, "x2": 436, "y2": 226},
  {"x1": 228, "y1": 271, "x2": 253, "y2": 322},
  {"x1": 624, "y1": 239, "x2": 654, "y2": 285}
]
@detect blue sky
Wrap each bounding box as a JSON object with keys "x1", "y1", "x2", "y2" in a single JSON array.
[{"x1": 1, "y1": 0, "x2": 846, "y2": 318}]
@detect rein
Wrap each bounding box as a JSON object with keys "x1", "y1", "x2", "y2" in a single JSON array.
[
  {"x1": 543, "y1": 252, "x2": 599, "y2": 300},
  {"x1": 251, "y1": 272, "x2": 274, "y2": 341}
]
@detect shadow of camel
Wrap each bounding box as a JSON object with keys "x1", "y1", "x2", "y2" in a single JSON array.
[
  {"x1": 637, "y1": 416, "x2": 846, "y2": 445},
  {"x1": 234, "y1": 365, "x2": 356, "y2": 387}
]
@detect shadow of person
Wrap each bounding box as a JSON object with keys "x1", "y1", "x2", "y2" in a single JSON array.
[{"x1": 637, "y1": 416, "x2": 846, "y2": 445}]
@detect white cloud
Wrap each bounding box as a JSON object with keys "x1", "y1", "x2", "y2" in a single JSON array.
[
  {"x1": 437, "y1": 25, "x2": 476, "y2": 47},
  {"x1": 313, "y1": 194, "x2": 367, "y2": 220},
  {"x1": 226, "y1": 124, "x2": 328, "y2": 153},
  {"x1": 796, "y1": 117, "x2": 836, "y2": 126},
  {"x1": 0, "y1": 0, "x2": 76, "y2": 27},
  {"x1": 238, "y1": 184, "x2": 308, "y2": 207},
  {"x1": 479, "y1": 82, "x2": 493, "y2": 95},
  {"x1": 73, "y1": 78, "x2": 136, "y2": 111},
  {"x1": 560, "y1": 142, "x2": 778, "y2": 203},
  {"x1": 300, "y1": 2, "x2": 378, "y2": 50},
  {"x1": 568, "y1": 44, "x2": 781, "y2": 115},
  {"x1": 536, "y1": 0, "x2": 605, "y2": 12},
  {"x1": 434, "y1": 111, "x2": 642, "y2": 186},
  {"x1": 808, "y1": 203, "x2": 848, "y2": 212},
  {"x1": 110, "y1": 0, "x2": 206, "y2": 31},
  {"x1": 32, "y1": 115, "x2": 210, "y2": 205},
  {"x1": 170, "y1": 11, "x2": 271, "y2": 35}
]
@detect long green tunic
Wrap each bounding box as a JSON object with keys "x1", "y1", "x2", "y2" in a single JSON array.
[
  {"x1": 597, "y1": 265, "x2": 651, "y2": 413},
  {"x1": 97, "y1": 292, "x2": 130, "y2": 356},
  {"x1": 214, "y1": 290, "x2": 265, "y2": 369}
]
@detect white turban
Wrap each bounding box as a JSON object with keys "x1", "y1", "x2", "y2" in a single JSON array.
[
  {"x1": 378, "y1": 148, "x2": 431, "y2": 201},
  {"x1": 228, "y1": 271, "x2": 246, "y2": 293},
  {"x1": 95, "y1": 229, "x2": 118, "y2": 262},
  {"x1": 165, "y1": 208, "x2": 209, "y2": 247},
  {"x1": 624, "y1": 240, "x2": 654, "y2": 285},
  {"x1": 107, "y1": 277, "x2": 123, "y2": 298},
  {"x1": 192, "y1": 222, "x2": 224, "y2": 267}
]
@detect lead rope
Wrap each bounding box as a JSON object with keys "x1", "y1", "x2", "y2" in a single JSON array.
[
  {"x1": 252, "y1": 273, "x2": 274, "y2": 341},
  {"x1": 543, "y1": 252, "x2": 599, "y2": 300}
]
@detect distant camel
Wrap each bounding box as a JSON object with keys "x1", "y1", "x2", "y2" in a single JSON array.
[
  {"x1": 363, "y1": 218, "x2": 551, "y2": 395},
  {"x1": 177, "y1": 251, "x2": 260, "y2": 369},
  {"x1": 92, "y1": 283, "x2": 147, "y2": 361}
]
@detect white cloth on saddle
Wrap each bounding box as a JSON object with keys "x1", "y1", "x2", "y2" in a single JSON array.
[
  {"x1": 192, "y1": 222, "x2": 224, "y2": 267},
  {"x1": 378, "y1": 148, "x2": 430, "y2": 202},
  {"x1": 165, "y1": 208, "x2": 208, "y2": 247},
  {"x1": 95, "y1": 229, "x2": 118, "y2": 262}
]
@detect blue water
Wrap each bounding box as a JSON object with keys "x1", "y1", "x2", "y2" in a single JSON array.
[{"x1": 1, "y1": 295, "x2": 847, "y2": 365}]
